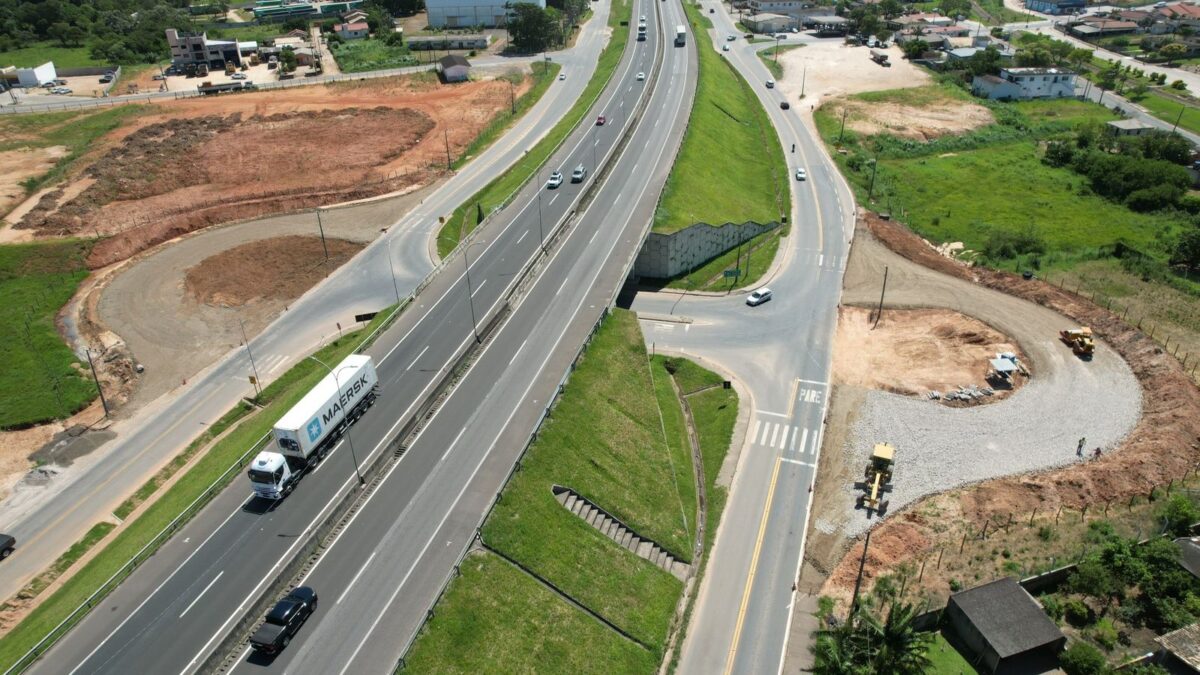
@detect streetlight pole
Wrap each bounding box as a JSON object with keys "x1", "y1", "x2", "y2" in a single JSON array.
[
  {"x1": 537, "y1": 187, "x2": 546, "y2": 251},
  {"x1": 307, "y1": 356, "x2": 366, "y2": 485},
  {"x1": 239, "y1": 317, "x2": 262, "y2": 397},
  {"x1": 1172, "y1": 104, "x2": 1185, "y2": 134},
  {"x1": 463, "y1": 241, "x2": 486, "y2": 343},
  {"x1": 316, "y1": 209, "x2": 329, "y2": 261},
  {"x1": 867, "y1": 155, "x2": 880, "y2": 202},
  {"x1": 385, "y1": 238, "x2": 401, "y2": 305}
]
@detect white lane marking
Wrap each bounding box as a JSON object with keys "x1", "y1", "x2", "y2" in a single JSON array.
[
  {"x1": 780, "y1": 457, "x2": 816, "y2": 468},
  {"x1": 757, "y1": 410, "x2": 788, "y2": 418},
  {"x1": 470, "y1": 278, "x2": 488, "y2": 298},
  {"x1": 549, "y1": 194, "x2": 559, "y2": 206},
  {"x1": 789, "y1": 429, "x2": 800, "y2": 453},
  {"x1": 588, "y1": 229, "x2": 599, "y2": 244},
  {"x1": 777, "y1": 426, "x2": 790, "y2": 450},
  {"x1": 336, "y1": 552, "x2": 378, "y2": 605},
  {"x1": 406, "y1": 345, "x2": 430, "y2": 371},
  {"x1": 750, "y1": 419, "x2": 760, "y2": 444},
  {"x1": 796, "y1": 379, "x2": 829, "y2": 387},
  {"x1": 516, "y1": 229, "x2": 529, "y2": 245},
  {"x1": 179, "y1": 571, "x2": 224, "y2": 619},
  {"x1": 819, "y1": 254, "x2": 824, "y2": 266},
  {"x1": 769, "y1": 424, "x2": 780, "y2": 448},
  {"x1": 441, "y1": 428, "x2": 468, "y2": 464},
  {"x1": 810, "y1": 430, "x2": 820, "y2": 456},
  {"x1": 70, "y1": 502, "x2": 245, "y2": 675},
  {"x1": 556, "y1": 277, "x2": 569, "y2": 295},
  {"x1": 798, "y1": 428, "x2": 809, "y2": 456},
  {"x1": 509, "y1": 339, "x2": 528, "y2": 367}
]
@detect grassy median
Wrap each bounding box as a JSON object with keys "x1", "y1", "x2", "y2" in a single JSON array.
[
  {"x1": 402, "y1": 309, "x2": 739, "y2": 670},
  {"x1": 653, "y1": 1, "x2": 790, "y2": 234},
  {"x1": 436, "y1": 0, "x2": 633, "y2": 258},
  {"x1": 0, "y1": 310, "x2": 396, "y2": 672}
]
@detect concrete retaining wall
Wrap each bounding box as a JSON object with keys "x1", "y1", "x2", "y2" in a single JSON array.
[{"x1": 634, "y1": 220, "x2": 779, "y2": 279}]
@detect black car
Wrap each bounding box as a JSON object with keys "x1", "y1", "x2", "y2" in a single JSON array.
[
  {"x1": 780, "y1": 101, "x2": 790, "y2": 110},
  {"x1": 249, "y1": 587, "x2": 317, "y2": 654},
  {"x1": 0, "y1": 534, "x2": 14, "y2": 560}
]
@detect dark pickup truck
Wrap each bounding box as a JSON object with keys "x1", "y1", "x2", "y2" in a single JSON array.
[
  {"x1": 249, "y1": 587, "x2": 317, "y2": 654},
  {"x1": 0, "y1": 534, "x2": 14, "y2": 560}
]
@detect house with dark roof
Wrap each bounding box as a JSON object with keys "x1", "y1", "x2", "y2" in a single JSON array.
[
  {"x1": 1157, "y1": 622, "x2": 1200, "y2": 671},
  {"x1": 437, "y1": 54, "x2": 471, "y2": 82},
  {"x1": 945, "y1": 577, "x2": 1066, "y2": 674}
]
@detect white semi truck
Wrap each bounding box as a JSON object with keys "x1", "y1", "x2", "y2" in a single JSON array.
[{"x1": 247, "y1": 354, "x2": 379, "y2": 499}]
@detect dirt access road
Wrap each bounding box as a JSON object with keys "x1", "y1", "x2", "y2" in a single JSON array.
[
  {"x1": 808, "y1": 215, "x2": 1200, "y2": 609},
  {"x1": 775, "y1": 39, "x2": 930, "y2": 109}
]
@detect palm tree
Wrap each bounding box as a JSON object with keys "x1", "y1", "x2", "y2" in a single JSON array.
[
  {"x1": 811, "y1": 602, "x2": 933, "y2": 675},
  {"x1": 867, "y1": 601, "x2": 934, "y2": 675}
]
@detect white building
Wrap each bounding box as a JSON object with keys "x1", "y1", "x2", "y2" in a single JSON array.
[
  {"x1": 746, "y1": 0, "x2": 807, "y2": 15},
  {"x1": 334, "y1": 21, "x2": 369, "y2": 40},
  {"x1": 744, "y1": 12, "x2": 797, "y2": 32},
  {"x1": 166, "y1": 29, "x2": 245, "y2": 68},
  {"x1": 16, "y1": 61, "x2": 57, "y2": 87},
  {"x1": 972, "y1": 67, "x2": 1076, "y2": 100},
  {"x1": 425, "y1": 0, "x2": 544, "y2": 28}
]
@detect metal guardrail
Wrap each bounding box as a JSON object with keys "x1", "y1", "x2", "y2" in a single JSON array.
[{"x1": 3, "y1": 433, "x2": 271, "y2": 675}]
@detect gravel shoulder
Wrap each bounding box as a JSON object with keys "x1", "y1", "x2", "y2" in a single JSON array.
[{"x1": 816, "y1": 212, "x2": 1142, "y2": 543}]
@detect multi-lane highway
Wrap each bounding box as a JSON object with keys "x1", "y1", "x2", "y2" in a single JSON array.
[
  {"x1": 28, "y1": 0, "x2": 698, "y2": 671},
  {"x1": 0, "y1": 5, "x2": 614, "y2": 607},
  {"x1": 630, "y1": 6, "x2": 857, "y2": 674}
]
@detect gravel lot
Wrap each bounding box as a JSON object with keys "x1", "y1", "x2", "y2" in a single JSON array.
[{"x1": 821, "y1": 225, "x2": 1142, "y2": 540}]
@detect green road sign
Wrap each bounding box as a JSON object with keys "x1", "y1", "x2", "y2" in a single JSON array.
[{"x1": 724, "y1": 269, "x2": 741, "y2": 279}]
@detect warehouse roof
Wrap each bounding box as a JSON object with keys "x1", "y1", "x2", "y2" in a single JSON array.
[{"x1": 949, "y1": 577, "x2": 1064, "y2": 659}]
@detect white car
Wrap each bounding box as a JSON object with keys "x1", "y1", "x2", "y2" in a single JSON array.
[
  {"x1": 640, "y1": 14, "x2": 646, "y2": 21},
  {"x1": 795, "y1": 168, "x2": 807, "y2": 181},
  {"x1": 547, "y1": 171, "x2": 564, "y2": 188},
  {"x1": 726, "y1": 35, "x2": 736, "y2": 41},
  {"x1": 765, "y1": 78, "x2": 775, "y2": 88},
  {"x1": 722, "y1": 44, "x2": 730, "y2": 51},
  {"x1": 636, "y1": 72, "x2": 645, "y2": 81},
  {"x1": 559, "y1": 72, "x2": 566, "y2": 80},
  {"x1": 746, "y1": 288, "x2": 773, "y2": 306},
  {"x1": 231, "y1": 72, "x2": 247, "y2": 80}
]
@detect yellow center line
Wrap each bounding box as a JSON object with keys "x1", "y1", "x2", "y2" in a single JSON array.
[{"x1": 724, "y1": 456, "x2": 783, "y2": 675}]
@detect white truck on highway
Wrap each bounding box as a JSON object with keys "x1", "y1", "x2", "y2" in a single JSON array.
[
  {"x1": 247, "y1": 354, "x2": 379, "y2": 499},
  {"x1": 675, "y1": 25, "x2": 686, "y2": 46}
]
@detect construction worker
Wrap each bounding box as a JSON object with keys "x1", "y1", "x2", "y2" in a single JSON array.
[
  {"x1": 1077, "y1": 437, "x2": 1086, "y2": 456},
  {"x1": 1094, "y1": 447, "x2": 1102, "y2": 458}
]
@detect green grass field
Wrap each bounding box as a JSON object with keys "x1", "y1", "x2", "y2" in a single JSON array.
[
  {"x1": 1138, "y1": 91, "x2": 1200, "y2": 136},
  {"x1": 0, "y1": 311, "x2": 395, "y2": 672},
  {"x1": 815, "y1": 84, "x2": 1190, "y2": 265},
  {"x1": 0, "y1": 43, "x2": 103, "y2": 68},
  {"x1": 655, "y1": 3, "x2": 789, "y2": 234},
  {"x1": 407, "y1": 310, "x2": 738, "y2": 670},
  {"x1": 0, "y1": 241, "x2": 97, "y2": 429},
  {"x1": 200, "y1": 23, "x2": 289, "y2": 45},
  {"x1": 928, "y1": 631, "x2": 979, "y2": 673},
  {"x1": 401, "y1": 552, "x2": 656, "y2": 673},
  {"x1": 436, "y1": 0, "x2": 632, "y2": 257},
  {"x1": 482, "y1": 309, "x2": 690, "y2": 648},
  {"x1": 0, "y1": 105, "x2": 150, "y2": 193},
  {"x1": 331, "y1": 38, "x2": 419, "y2": 73}
]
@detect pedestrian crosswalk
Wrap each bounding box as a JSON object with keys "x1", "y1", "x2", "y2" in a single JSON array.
[{"x1": 751, "y1": 417, "x2": 819, "y2": 456}]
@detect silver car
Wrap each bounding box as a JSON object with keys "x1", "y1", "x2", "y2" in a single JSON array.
[{"x1": 746, "y1": 287, "x2": 773, "y2": 306}]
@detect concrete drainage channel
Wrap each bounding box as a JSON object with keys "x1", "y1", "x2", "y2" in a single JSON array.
[{"x1": 554, "y1": 485, "x2": 690, "y2": 580}]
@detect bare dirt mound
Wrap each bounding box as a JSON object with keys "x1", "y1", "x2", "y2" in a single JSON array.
[
  {"x1": 821, "y1": 212, "x2": 1200, "y2": 604},
  {"x1": 12, "y1": 73, "x2": 526, "y2": 268},
  {"x1": 184, "y1": 234, "x2": 364, "y2": 307},
  {"x1": 833, "y1": 307, "x2": 1026, "y2": 402},
  {"x1": 0, "y1": 146, "x2": 67, "y2": 221},
  {"x1": 830, "y1": 98, "x2": 994, "y2": 141},
  {"x1": 17, "y1": 108, "x2": 433, "y2": 267}
]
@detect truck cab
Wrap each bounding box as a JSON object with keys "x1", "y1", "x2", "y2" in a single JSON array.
[{"x1": 248, "y1": 451, "x2": 307, "y2": 499}]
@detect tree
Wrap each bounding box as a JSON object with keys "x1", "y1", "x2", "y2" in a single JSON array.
[
  {"x1": 48, "y1": 21, "x2": 70, "y2": 46},
  {"x1": 1127, "y1": 81, "x2": 1149, "y2": 100},
  {"x1": 878, "y1": 0, "x2": 902, "y2": 18},
  {"x1": 901, "y1": 38, "x2": 929, "y2": 60},
  {"x1": 384, "y1": 29, "x2": 404, "y2": 46},
  {"x1": 1159, "y1": 42, "x2": 1187, "y2": 64},
  {"x1": 1059, "y1": 641, "x2": 1107, "y2": 675},
  {"x1": 1159, "y1": 493, "x2": 1200, "y2": 537},
  {"x1": 1017, "y1": 45, "x2": 1053, "y2": 67},
  {"x1": 1068, "y1": 558, "x2": 1124, "y2": 614},
  {"x1": 812, "y1": 602, "x2": 933, "y2": 675},
  {"x1": 964, "y1": 46, "x2": 1003, "y2": 77},
  {"x1": 279, "y1": 48, "x2": 297, "y2": 72},
  {"x1": 1171, "y1": 226, "x2": 1200, "y2": 273},
  {"x1": 508, "y1": 2, "x2": 554, "y2": 53}
]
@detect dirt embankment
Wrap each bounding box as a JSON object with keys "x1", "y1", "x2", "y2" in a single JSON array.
[
  {"x1": 184, "y1": 234, "x2": 364, "y2": 307},
  {"x1": 822, "y1": 213, "x2": 1200, "y2": 599},
  {"x1": 11, "y1": 74, "x2": 526, "y2": 269},
  {"x1": 833, "y1": 307, "x2": 1027, "y2": 403}
]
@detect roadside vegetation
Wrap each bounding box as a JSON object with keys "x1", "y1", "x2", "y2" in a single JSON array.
[
  {"x1": 663, "y1": 228, "x2": 782, "y2": 292},
  {"x1": 756, "y1": 43, "x2": 804, "y2": 81},
  {"x1": 402, "y1": 309, "x2": 738, "y2": 670},
  {"x1": 436, "y1": 0, "x2": 632, "y2": 257},
  {"x1": 655, "y1": 2, "x2": 789, "y2": 234},
  {"x1": 0, "y1": 43, "x2": 102, "y2": 68},
  {"x1": 330, "y1": 37, "x2": 418, "y2": 73},
  {"x1": 0, "y1": 241, "x2": 96, "y2": 429},
  {"x1": 0, "y1": 309, "x2": 396, "y2": 672},
  {"x1": 453, "y1": 63, "x2": 561, "y2": 170}
]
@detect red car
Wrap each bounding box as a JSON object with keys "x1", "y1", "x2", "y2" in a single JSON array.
[{"x1": 596, "y1": 115, "x2": 606, "y2": 126}]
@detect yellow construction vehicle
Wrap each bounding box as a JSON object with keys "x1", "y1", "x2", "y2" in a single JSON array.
[
  {"x1": 856, "y1": 443, "x2": 894, "y2": 516},
  {"x1": 1059, "y1": 327, "x2": 1095, "y2": 359}
]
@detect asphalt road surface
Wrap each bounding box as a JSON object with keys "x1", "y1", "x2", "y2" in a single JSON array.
[
  {"x1": 0, "y1": 9, "x2": 612, "y2": 607},
  {"x1": 29, "y1": 0, "x2": 698, "y2": 671},
  {"x1": 631, "y1": 6, "x2": 856, "y2": 674}
]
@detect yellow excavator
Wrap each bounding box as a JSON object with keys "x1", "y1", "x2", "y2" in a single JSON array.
[
  {"x1": 857, "y1": 443, "x2": 894, "y2": 516},
  {"x1": 1060, "y1": 327, "x2": 1095, "y2": 359}
]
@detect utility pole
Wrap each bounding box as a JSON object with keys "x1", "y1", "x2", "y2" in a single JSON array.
[
  {"x1": 801, "y1": 64, "x2": 807, "y2": 98},
  {"x1": 444, "y1": 128, "x2": 452, "y2": 170},
  {"x1": 837, "y1": 107, "x2": 848, "y2": 145},
  {"x1": 849, "y1": 529, "x2": 872, "y2": 618},
  {"x1": 316, "y1": 209, "x2": 329, "y2": 261},
  {"x1": 508, "y1": 77, "x2": 515, "y2": 113},
  {"x1": 873, "y1": 265, "x2": 888, "y2": 329},
  {"x1": 464, "y1": 241, "x2": 485, "y2": 342},
  {"x1": 85, "y1": 349, "x2": 110, "y2": 418},
  {"x1": 537, "y1": 188, "x2": 545, "y2": 250},
  {"x1": 867, "y1": 154, "x2": 880, "y2": 202},
  {"x1": 1172, "y1": 103, "x2": 1185, "y2": 134},
  {"x1": 239, "y1": 317, "x2": 262, "y2": 397}
]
